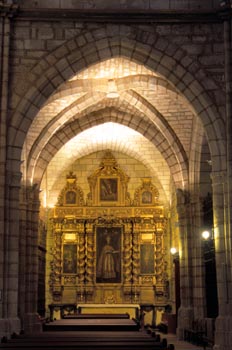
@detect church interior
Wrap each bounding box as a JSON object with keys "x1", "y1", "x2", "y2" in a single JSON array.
[{"x1": 0, "y1": 0, "x2": 232, "y2": 349}]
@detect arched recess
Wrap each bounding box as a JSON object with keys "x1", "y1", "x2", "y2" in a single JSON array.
[
  {"x1": 41, "y1": 122, "x2": 170, "y2": 205},
  {"x1": 8, "y1": 23, "x2": 226, "y2": 185}
]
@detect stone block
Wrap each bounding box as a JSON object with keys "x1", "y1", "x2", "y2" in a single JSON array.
[
  {"x1": 38, "y1": 28, "x2": 54, "y2": 40},
  {"x1": 13, "y1": 27, "x2": 30, "y2": 39},
  {"x1": 46, "y1": 40, "x2": 66, "y2": 51},
  {"x1": 150, "y1": 0, "x2": 169, "y2": 9},
  {"x1": 24, "y1": 39, "x2": 46, "y2": 50}
]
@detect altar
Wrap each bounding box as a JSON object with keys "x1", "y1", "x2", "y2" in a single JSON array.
[{"x1": 77, "y1": 304, "x2": 140, "y2": 319}]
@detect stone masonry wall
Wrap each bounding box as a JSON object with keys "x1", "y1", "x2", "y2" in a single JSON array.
[
  {"x1": 16, "y1": 0, "x2": 221, "y2": 11},
  {"x1": 9, "y1": 20, "x2": 225, "y2": 118}
]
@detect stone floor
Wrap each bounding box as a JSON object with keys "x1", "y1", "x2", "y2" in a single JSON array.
[{"x1": 162, "y1": 333, "x2": 207, "y2": 350}]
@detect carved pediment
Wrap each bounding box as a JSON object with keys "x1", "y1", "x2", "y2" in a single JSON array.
[
  {"x1": 134, "y1": 178, "x2": 159, "y2": 206},
  {"x1": 57, "y1": 172, "x2": 85, "y2": 206},
  {"x1": 87, "y1": 150, "x2": 130, "y2": 206}
]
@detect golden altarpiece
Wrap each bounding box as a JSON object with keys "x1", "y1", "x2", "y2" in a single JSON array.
[{"x1": 48, "y1": 151, "x2": 168, "y2": 310}]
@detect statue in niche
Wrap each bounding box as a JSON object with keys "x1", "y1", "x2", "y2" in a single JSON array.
[{"x1": 96, "y1": 227, "x2": 121, "y2": 283}]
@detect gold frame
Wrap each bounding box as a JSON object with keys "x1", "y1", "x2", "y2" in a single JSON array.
[
  {"x1": 99, "y1": 177, "x2": 118, "y2": 202},
  {"x1": 95, "y1": 225, "x2": 123, "y2": 284},
  {"x1": 62, "y1": 243, "x2": 78, "y2": 275},
  {"x1": 140, "y1": 243, "x2": 155, "y2": 275}
]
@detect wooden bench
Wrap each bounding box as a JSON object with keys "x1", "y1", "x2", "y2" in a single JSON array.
[
  {"x1": 1, "y1": 329, "x2": 169, "y2": 350},
  {"x1": 184, "y1": 328, "x2": 204, "y2": 345},
  {"x1": 0, "y1": 340, "x2": 168, "y2": 349},
  {"x1": 202, "y1": 335, "x2": 214, "y2": 349}
]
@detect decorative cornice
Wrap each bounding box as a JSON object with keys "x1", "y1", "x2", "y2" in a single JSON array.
[
  {"x1": 0, "y1": 2, "x2": 19, "y2": 18},
  {"x1": 15, "y1": 8, "x2": 224, "y2": 23}
]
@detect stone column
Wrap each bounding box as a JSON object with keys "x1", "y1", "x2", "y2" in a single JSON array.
[
  {"x1": 213, "y1": 4, "x2": 232, "y2": 349},
  {"x1": 175, "y1": 189, "x2": 194, "y2": 339},
  {"x1": 192, "y1": 194, "x2": 206, "y2": 320},
  {"x1": 212, "y1": 172, "x2": 232, "y2": 350},
  {"x1": 19, "y1": 185, "x2": 42, "y2": 333},
  {"x1": 0, "y1": 2, "x2": 19, "y2": 339},
  {"x1": 0, "y1": 170, "x2": 21, "y2": 338}
]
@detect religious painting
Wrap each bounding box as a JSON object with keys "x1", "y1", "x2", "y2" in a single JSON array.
[
  {"x1": 63, "y1": 244, "x2": 77, "y2": 274},
  {"x1": 100, "y1": 178, "x2": 118, "y2": 201},
  {"x1": 96, "y1": 226, "x2": 122, "y2": 283},
  {"x1": 142, "y1": 191, "x2": 152, "y2": 204},
  {"x1": 140, "y1": 244, "x2": 154, "y2": 274},
  {"x1": 65, "y1": 190, "x2": 76, "y2": 205}
]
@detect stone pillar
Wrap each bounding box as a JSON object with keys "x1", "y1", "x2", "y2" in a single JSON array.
[
  {"x1": 175, "y1": 189, "x2": 194, "y2": 339},
  {"x1": 192, "y1": 194, "x2": 206, "y2": 320},
  {"x1": 0, "y1": 170, "x2": 21, "y2": 338},
  {"x1": 0, "y1": 2, "x2": 20, "y2": 339},
  {"x1": 212, "y1": 172, "x2": 232, "y2": 350},
  {"x1": 213, "y1": 4, "x2": 232, "y2": 349},
  {"x1": 19, "y1": 185, "x2": 42, "y2": 333}
]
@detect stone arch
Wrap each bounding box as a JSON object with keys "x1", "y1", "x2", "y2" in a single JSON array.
[
  {"x1": 25, "y1": 76, "x2": 181, "y2": 166},
  {"x1": 48, "y1": 74, "x2": 176, "y2": 103},
  {"x1": 30, "y1": 109, "x2": 188, "y2": 187},
  {"x1": 41, "y1": 122, "x2": 170, "y2": 207},
  {"x1": 27, "y1": 92, "x2": 188, "y2": 185},
  {"x1": 9, "y1": 24, "x2": 225, "y2": 181}
]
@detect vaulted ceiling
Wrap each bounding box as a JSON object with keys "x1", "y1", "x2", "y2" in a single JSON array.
[{"x1": 22, "y1": 57, "x2": 204, "y2": 206}]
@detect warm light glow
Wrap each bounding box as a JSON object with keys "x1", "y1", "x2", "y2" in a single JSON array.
[
  {"x1": 106, "y1": 79, "x2": 119, "y2": 99},
  {"x1": 73, "y1": 122, "x2": 140, "y2": 144},
  {"x1": 141, "y1": 233, "x2": 153, "y2": 241},
  {"x1": 69, "y1": 57, "x2": 158, "y2": 81},
  {"x1": 43, "y1": 191, "x2": 47, "y2": 208},
  {"x1": 40, "y1": 122, "x2": 171, "y2": 209},
  {"x1": 64, "y1": 233, "x2": 76, "y2": 241},
  {"x1": 170, "y1": 247, "x2": 177, "y2": 255},
  {"x1": 202, "y1": 230, "x2": 210, "y2": 240}
]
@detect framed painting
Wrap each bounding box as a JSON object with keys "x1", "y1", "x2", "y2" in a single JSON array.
[
  {"x1": 100, "y1": 178, "x2": 118, "y2": 201},
  {"x1": 140, "y1": 244, "x2": 154, "y2": 274},
  {"x1": 65, "y1": 190, "x2": 76, "y2": 205},
  {"x1": 96, "y1": 226, "x2": 122, "y2": 283},
  {"x1": 63, "y1": 244, "x2": 77, "y2": 274},
  {"x1": 142, "y1": 190, "x2": 152, "y2": 204}
]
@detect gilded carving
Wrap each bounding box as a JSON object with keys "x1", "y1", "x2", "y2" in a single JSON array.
[
  {"x1": 132, "y1": 232, "x2": 140, "y2": 284},
  {"x1": 85, "y1": 228, "x2": 94, "y2": 285},
  {"x1": 63, "y1": 276, "x2": 76, "y2": 285},
  {"x1": 78, "y1": 232, "x2": 86, "y2": 285},
  {"x1": 87, "y1": 150, "x2": 130, "y2": 206},
  {"x1": 134, "y1": 178, "x2": 159, "y2": 206},
  {"x1": 48, "y1": 154, "x2": 169, "y2": 304},
  {"x1": 54, "y1": 207, "x2": 83, "y2": 217},
  {"x1": 123, "y1": 232, "x2": 132, "y2": 284},
  {"x1": 141, "y1": 276, "x2": 154, "y2": 285},
  {"x1": 57, "y1": 172, "x2": 84, "y2": 206},
  {"x1": 109, "y1": 208, "x2": 132, "y2": 217}
]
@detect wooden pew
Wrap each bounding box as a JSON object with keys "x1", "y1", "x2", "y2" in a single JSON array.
[{"x1": 1, "y1": 331, "x2": 168, "y2": 350}]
